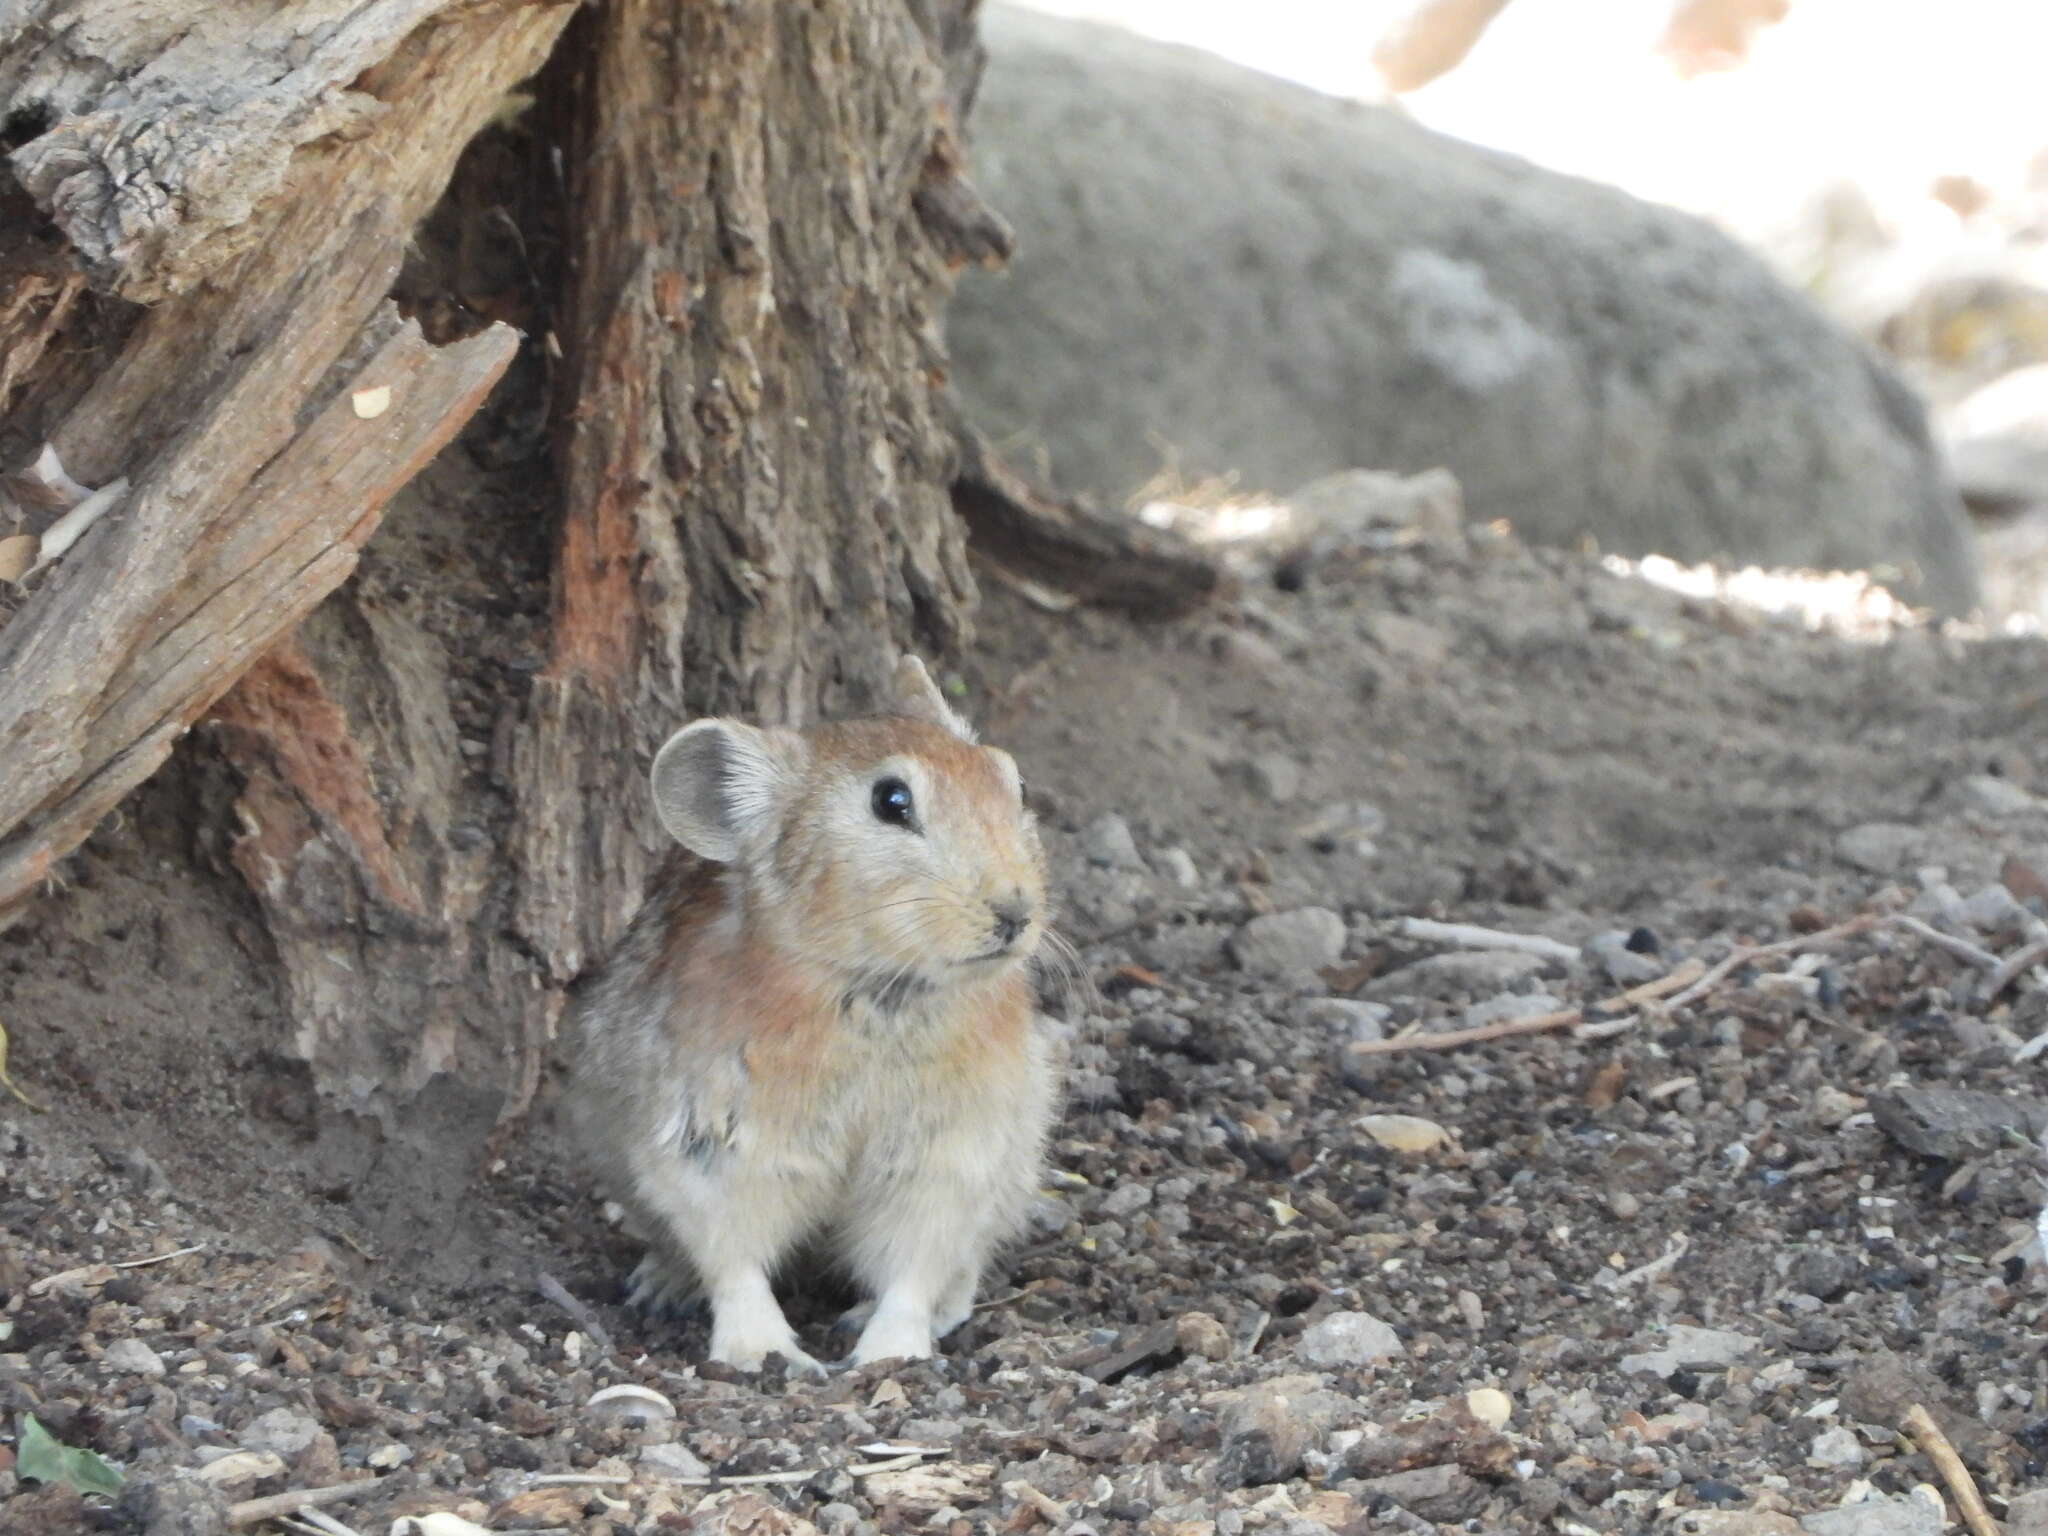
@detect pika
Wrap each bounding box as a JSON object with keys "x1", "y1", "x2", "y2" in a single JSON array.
[{"x1": 566, "y1": 656, "x2": 1056, "y2": 1375}]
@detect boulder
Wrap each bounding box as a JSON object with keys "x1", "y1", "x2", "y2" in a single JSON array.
[{"x1": 952, "y1": 6, "x2": 1978, "y2": 613}]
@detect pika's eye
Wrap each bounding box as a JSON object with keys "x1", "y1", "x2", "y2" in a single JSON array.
[{"x1": 871, "y1": 776, "x2": 916, "y2": 829}]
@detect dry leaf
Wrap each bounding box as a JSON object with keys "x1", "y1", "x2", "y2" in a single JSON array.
[
  {"x1": 0, "y1": 533, "x2": 37, "y2": 584},
  {"x1": 352, "y1": 384, "x2": 393, "y2": 419}
]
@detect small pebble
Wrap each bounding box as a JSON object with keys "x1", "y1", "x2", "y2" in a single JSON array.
[
  {"x1": 1296, "y1": 1310, "x2": 1404, "y2": 1366},
  {"x1": 103, "y1": 1338, "x2": 167, "y2": 1378},
  {"x1": 1080, "y1": 813, "x2": 1145, "y2": 871}
]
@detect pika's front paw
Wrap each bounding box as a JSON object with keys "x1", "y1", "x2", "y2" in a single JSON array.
[
  {"x1": 709, "y1": 1326, "x2": 827, "y2": 1380},
  {"x1": 849, "y1": 1315, "x2": 936, "y2": 1368}
]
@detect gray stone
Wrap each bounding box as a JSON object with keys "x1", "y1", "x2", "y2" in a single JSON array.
[
  {"x1": 236, "y1": 1407, "x2": 323, "y2": 1458},
  {"x1": 1294, "y1": 801, "x2": 1386, "y2": 852},
  {"x1": 1099, "y1": 1181, "x2": 1153, "y2": 1218},
  {"x1": 104, "y1": 1337, "x2": 167, "y2": 1378},
  {"x1": 1956, "y1": 774, "x2": 2041, "y2": 817},
  {"x1": 1295, "y1": 1310, "x2": 1403, "y2": 1367},
  {"x1": 1080, "y1": 813, "x2": 1145, "y2": 871},
  {"x1": 1231, "y1": 908, "x2": 1346, "y2": 979},
  {"x1": 1583, "y1": 930, "x2": 1664, "y2": 986},
  {"x1": 1806, "y1": 1425, "x2": 1866, "y2": 1471},
  {"x1": 950, "y1": 6, "x2": 1978, "y2": 614},
  {"x1": 639, "y1": 1441, "x2": 711, "y2": 1479},
  {"x1": 1957, "y1": 881, "x2": 2030, "y2": 932},
  {"x1": 1353, "y1": 1463, "x2": 1486, "y2": 1522},
  {"x1": 1461, "y1": 991, "x2": 1564, "y2": 1030},
  {"x1": 1800, "y1": 1495, "x2": 1940, "y2": 1536},
  {"x1": 1297, "y1": 997, "x2": 1389, "y2": 1042},
  {"x1": 1366, "y1": 949, "x2": 1548, "y2": 1002},
  {"x1": 1152, "y1": 846, "x2": 1199, "y2": 887},
  {"x1": 1243, "y1": 753, "x2": 1302, "y2": 804},
  {"x1": 1835, "y1": 822, "x2": 1927, "y2": 875},
  {"x1": 1618, "y1": 1324, "x2": 1759, "y2": 1379},
  {"x1": 2007, "y1": 1488, "x2": 2048, "y2": 1536}
]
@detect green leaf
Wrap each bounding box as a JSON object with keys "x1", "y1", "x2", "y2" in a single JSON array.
[{"x1": 17, "y1": 1414, "x2": 124, "y2": 1496}]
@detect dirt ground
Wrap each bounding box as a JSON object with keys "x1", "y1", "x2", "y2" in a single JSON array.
[{"x1": 6, "y1": 465, "x2": 2048, "y2": 1534}]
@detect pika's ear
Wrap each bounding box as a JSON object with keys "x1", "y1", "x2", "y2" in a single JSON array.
[
  {"x1": 891, "y1": 654, "x2": 976, "y2": 742},
  {"x1": 650, "y1": 719, "x2": 802, "y2": 863}
]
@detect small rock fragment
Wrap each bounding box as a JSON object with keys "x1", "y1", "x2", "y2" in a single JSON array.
[
  {"x1": 1153, "y1": 847, "x2": 1200, "y2": 887},
  {"x1": 1806, "y1": 1425, "x2": 1865, "y2": 1470},
  {"x1": 1584, "y1": 930, "x2": 1664, "y2": 985},
  {"x1": 1799, "y1": 1494, "x2": 1941, "y2": 1536},
  {"x1": 1243, "y1": 753, "x2": 1301, "y2": 802},
  {"x1": 1835, "y1": 823, "x2": 1926, "y2": 875},
  {"x1": 1366, "y1": 949, "x2": 1548, "y2": 1001},
  {"x1": 1295, "y1": 1309, "x2": 1403, "y2": 1366},
  {"x1": 1955, "y1": 773, "x2": 2040, "y2": 817},
  {"x1": 1175, "y1": 1311, "x2": 1232, "y2": 1361},
  {"x1": 1352, "y1": 1463, "x2": 1486, "y2": 1521},
  {"x1": 1080, "y1": 813, "x2": 1145, "y2": 871},
  {"x1": 104, "y1": 1337, "x2": 167, "y2": 1377},
  {"x1": 1231, "y1": 907, "x2": 1346, "y2": 979},
  {"x1": 1355, "y1": 1114, "x2": 1449, "y2": 1154},
  {"x1": 236, "y1": 1407, "x2": 323, "y2": 1458},
  {"x1": 639, "y1": 1441, "x2": 711, "y2": 1479},
  {"x1": 1617, "y1": 1324, "x2": 1758, "y2": 1378},
  {"x1": 1099, "y1": 1181, "x2": 1153, "y2": 1218},
  {"x1": 1298, "y1": 997, "x2": 1390, "y2": 1041},
  {"x1": 1464, "y1": 1388, "x2": 1512, "y2": 1429}
]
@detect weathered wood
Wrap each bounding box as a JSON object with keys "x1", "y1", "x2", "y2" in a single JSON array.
[
  {"x1": 950, "y1": 415, "x2": 1224, "y2": 620},
  {"x1": 508, "y1": 0, "x2": 988, "y2": 989},
  {"x1": 0, "y1": 0, "x2": 572, "y2": 924}
]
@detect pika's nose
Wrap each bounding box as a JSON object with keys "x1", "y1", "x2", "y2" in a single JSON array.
[{"x1": 991, "y1": 896, "x2": 1032, "y2": 949}]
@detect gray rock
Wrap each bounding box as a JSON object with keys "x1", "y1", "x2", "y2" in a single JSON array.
[
  {"x1": 1295, "y1": 1310, "x2": 1403, "y2": 1367},
  {"x1": 1366, "y1": 949, "x2": 1548, "y2": 1002},
  {"x1": 1583, "y1": 930, "x2": 1664, "y2": 986},
  {"x1": 1956, "y1": 773, "x2": 2041, "y2": 817},
  {"x1": 1243, "y1": 753, "x2": 1302, "y2": 804},
  {"x1": 1957, "y1": 881, "x2": 2030, "y2": 932},
  {"x1": 2007, "y1": 1488, "x2": 2048, "y2": 1536},
  {"x1": 1835, "y1": 822, "x2": 1927, "y2": 875},
  {"x1": 1080, "y1": 813, "x2": 1145, "y2": 871},
  {"x1": 1294, "y1": 801, "x2": 1386, "y2": 853},
  {"x1": 1152, "y1": 846, "x2": 1199, "y2": 887},
  {"x1": 1099, "y1": 1181, "x2": 1153, "y2": 1218},
  {"x1": 1461, "y1": 991, "x2": 1564, "y2": 1029},
  {"x1": 639, "y1": 1441, "x2": 711, "y2": 1479},
  {"x1": 1800, "y1": 1495, "x2": 1941, "y2": 1536},
  {"x1": 1297, "y1": 997, "x2": 1389, "y2": 1042},
  {"x1": 1806, "y1": 1425, "x2": 1866, "y2": 1471},
  {"x1": 104, "y1": 1337, "x2": 167, "y2": 1377},
  {"x1": 236, "y1": 1407, "x2": 322, "y2": 1458},
  {"x1": 1618, "y1": 1324, "x2": 1759, "y2": 1378},
  {"x1": 1231, "y1": 908, "x2": 1346, "y2": 979},
  {"x1": 951, "y1": 6, "x2": 1978, "y2": 614}
]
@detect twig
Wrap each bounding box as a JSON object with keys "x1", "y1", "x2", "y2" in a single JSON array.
[
  {"x1": 536, "y1": 1271, "x2": 615, "y2": 1359},
  {"x1": 1982, "y1": 936, "x2": 2048, "y2": 1005},
  {"x1": 1663, "y1": 915, "x2": 1879, "y2": 1012},
  {"x1": 227, "y1": 1480, "x2": 381, "y2": 1529},
  {"x1": 1887, "y1": 914, "x2": 2000, "y2": 971},
  {"x1": 289, "y1": 1510, "x2": 365, "y2": 1536},
  {"x1": 112, "y1": 1243, "x2": 206, "y2": 1269},
  {"x1": 1392, "y1": 917, "x2": 1581, "y2": 962},
  {"x1": 1348, "y1": 959, "x2": 1705, "y2": 1057},
  {"x1": 1901, "y1": 1402, "x2": 2001, "y2": 1536}
]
